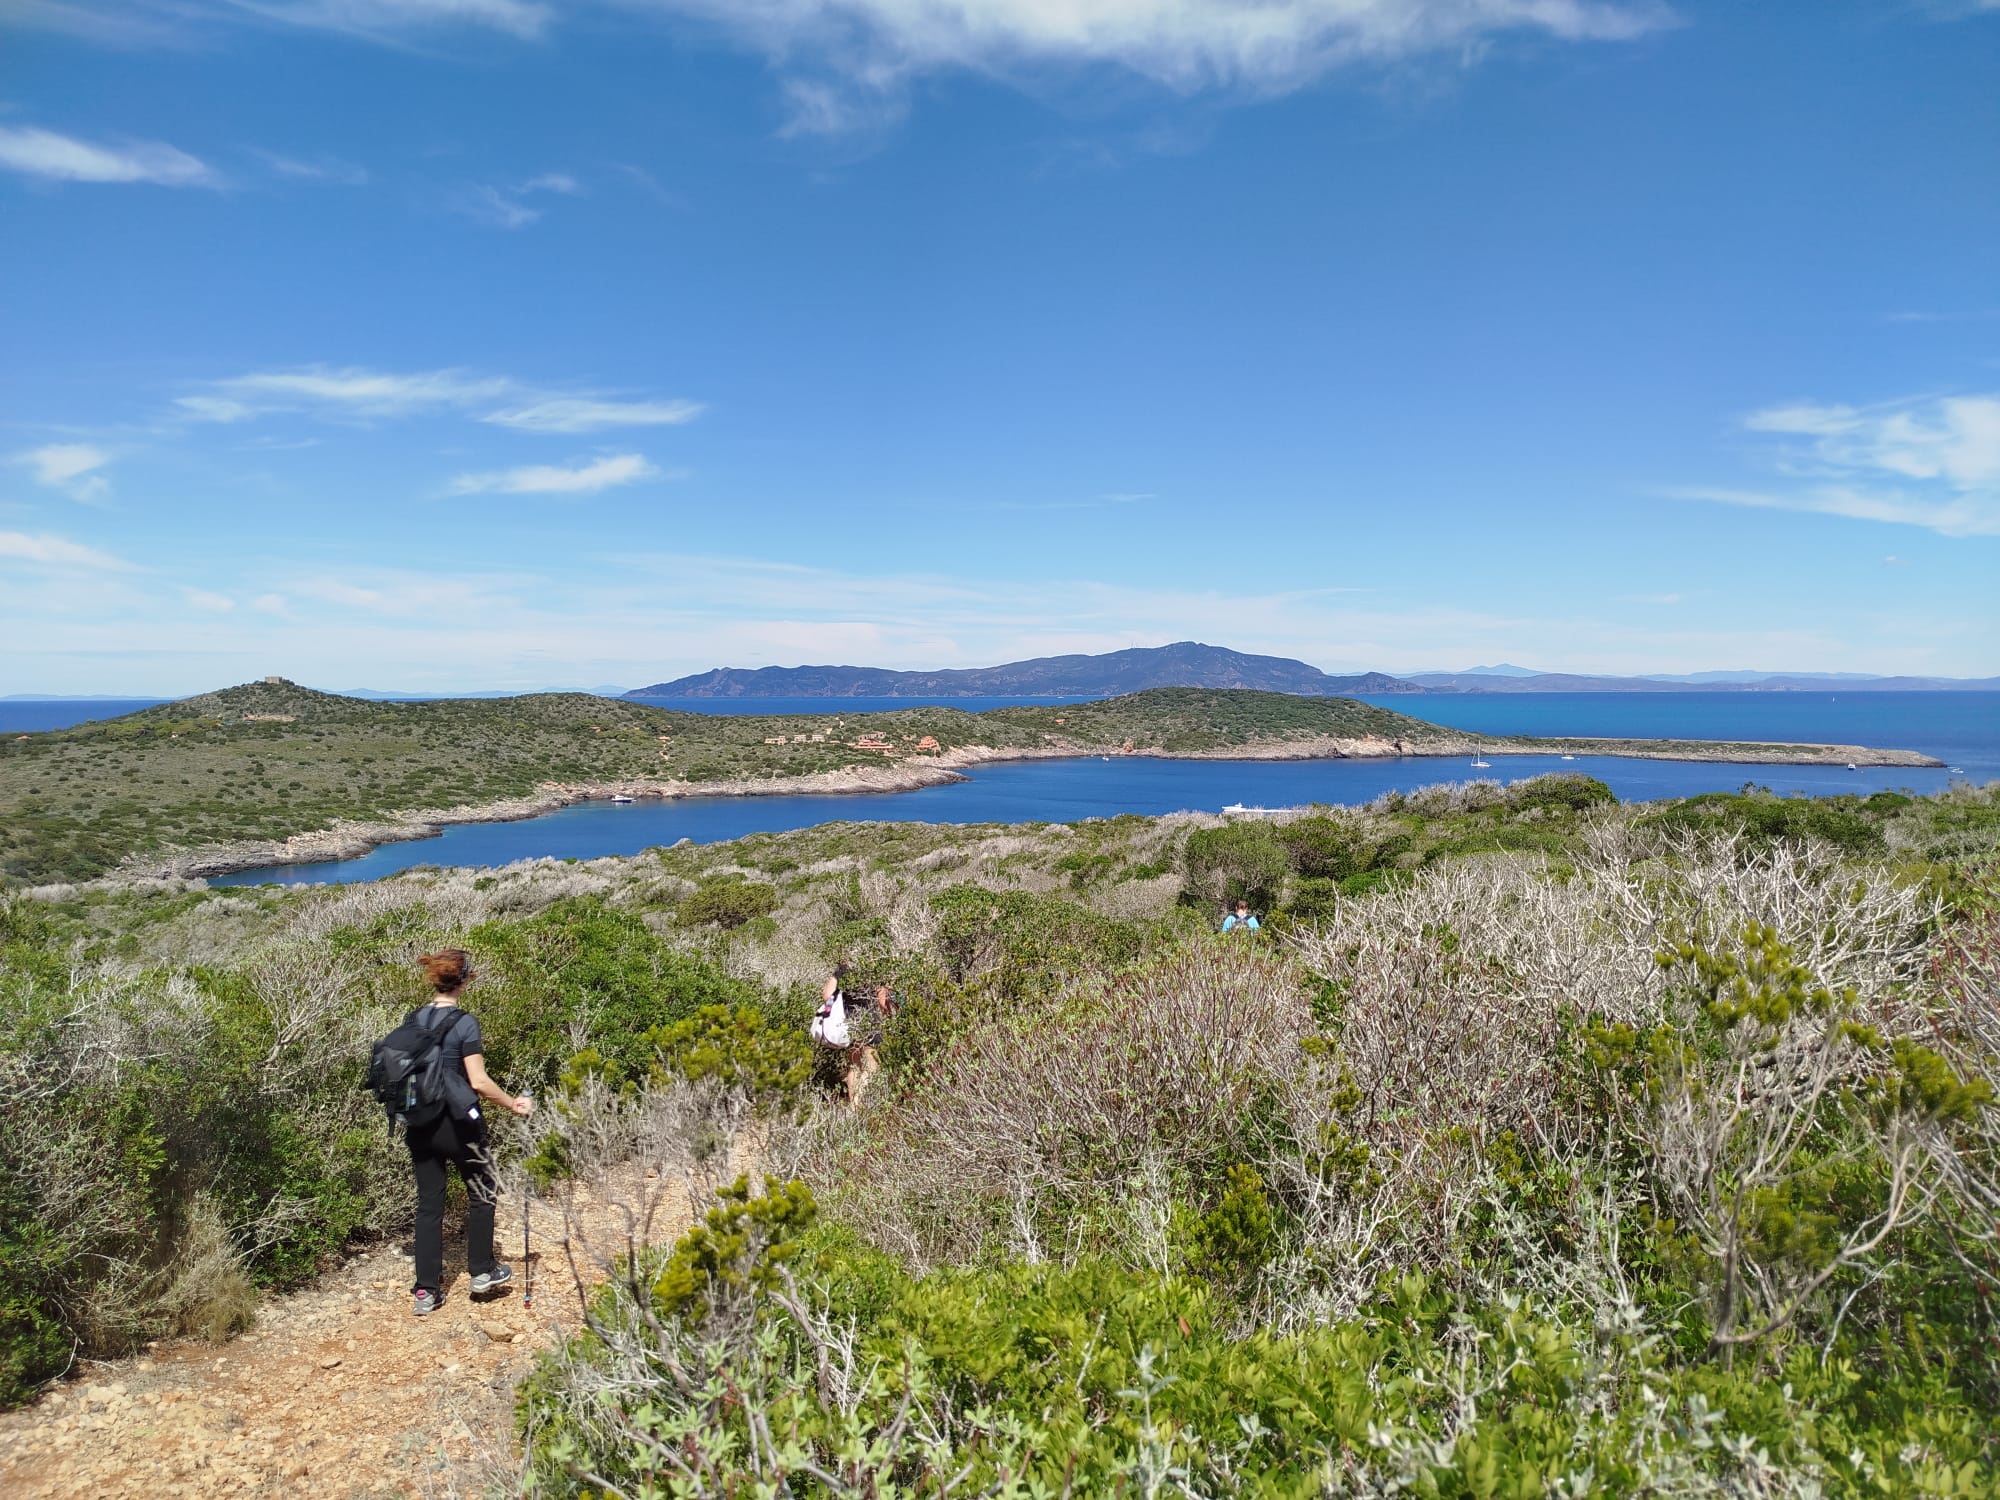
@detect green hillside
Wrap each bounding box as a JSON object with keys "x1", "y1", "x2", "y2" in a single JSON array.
[{"x1": 0, "y1": 682, "x2": 1462, "y2": 883}]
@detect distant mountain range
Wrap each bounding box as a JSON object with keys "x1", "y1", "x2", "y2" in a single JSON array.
[
  {"x1": 627, "y1": 643, "x2": 1418, "y2": 699},
  {"x1": 625, "y1": 643, "x2": 2000, "y2": 700}
]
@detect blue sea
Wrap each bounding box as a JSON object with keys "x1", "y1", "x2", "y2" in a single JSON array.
[
  {"x1": 204, "y1": 690, "x2": 1998, "y2": 887},
  {"x1": 0, "y1": 699, "x2": 167, "y2": 732}
]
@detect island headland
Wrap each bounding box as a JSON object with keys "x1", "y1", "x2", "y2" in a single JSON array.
[{"x1": 0, "y1": 679, "x2": 1943, "y2": 884}]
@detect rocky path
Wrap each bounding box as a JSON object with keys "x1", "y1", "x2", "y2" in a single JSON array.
[{"x1": 0, "y1": 1175, "x2": 698, "y2": 1499}]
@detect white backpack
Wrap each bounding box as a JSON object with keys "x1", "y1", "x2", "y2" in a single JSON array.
[{"x1": 810, "y1": 990, "x2": 851, "y2": 1049}]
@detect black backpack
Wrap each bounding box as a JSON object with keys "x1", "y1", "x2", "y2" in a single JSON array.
[{"x1": 366, "y1": 1007, "x2": 473, "y2": 1133}]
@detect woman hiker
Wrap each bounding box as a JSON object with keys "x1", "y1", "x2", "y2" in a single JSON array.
[
  {"x1": 407, "y1": 948, "x2": 534, "y2": 1317},
  {"x1": 813, "y1": 963, "x2": 897, "y2": 1106}
]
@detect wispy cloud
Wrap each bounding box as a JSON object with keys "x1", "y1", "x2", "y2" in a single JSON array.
[
  {"x1": 1673, "y1": 391, "x2": 2000, "y2": 538},
  {"x1": 252, "y1": 148, "x2": 370, "y2": 185},
  {"x1": 0, "y1": 124, "x2": 216, "y2": 186},
  {"x1": 224, "y1": 0, "x2": 549, "y2": 41},
  {"x1": 447, "y1": 453, "x2": 660, "y2": 495},
  {"x1": 484, "y1": 397, "x2": 705, "y2": 433},
  {"x1": 183, "y1": 588, "x2": 236, "y2": 611},
  {"x1": 616, "y1": 0, "x2": 1676, "y2": 133},
  {"x1": 175, "y1": 365, "x2": 703, "y2": 437},
  {"x1": 448, "y1": 171, "x2": 582, "y2": 229},
  {"x1": 13, "y1": 443, "x2": 112, "y2": 501},
  {"x1": 0, "y1": 530, "x2": 137, "y2": 570},
  {"x1": 176, "y1": 366, "x2": 513, "y2": 423}
]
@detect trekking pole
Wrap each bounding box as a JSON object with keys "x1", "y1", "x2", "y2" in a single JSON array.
[{"x1": 519, "y1": 1090, "x2": 534, "y2": 1309}]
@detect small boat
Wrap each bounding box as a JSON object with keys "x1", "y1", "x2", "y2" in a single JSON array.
[
  {"x1": 1560, "y1": 754, "x2": 1575, "y2": 761},
  {"x1": 1469, "y1": 758, "x2": 1492, "y2": 769},
  {"x1": 1846, "y1": 763, "x2": 1858, "y2": 771},
  {"x1": 610, "y1": 794, "x2": 636, "y2": 803},
  {"x1": 1949, "y1": 767, "x2": 1964, "y2": 774}
]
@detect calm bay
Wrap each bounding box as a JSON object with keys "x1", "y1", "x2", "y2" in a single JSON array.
[{"x1": 206, "y1": 691, "x2": 1998, "y2": 887}]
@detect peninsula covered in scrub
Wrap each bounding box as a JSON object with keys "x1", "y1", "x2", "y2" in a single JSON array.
[{"x1": 0, "y1": 678, "x2": 1941, "y2": 884}]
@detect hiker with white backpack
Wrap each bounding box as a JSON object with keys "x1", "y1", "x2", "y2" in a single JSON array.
[{"x1": 811, "y1": 962, "x2": 896, "y2": 1105}]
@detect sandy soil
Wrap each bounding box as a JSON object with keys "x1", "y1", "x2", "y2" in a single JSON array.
[{"x1": 0, "y1": 1170, "x2": 708, "y2": 1499}]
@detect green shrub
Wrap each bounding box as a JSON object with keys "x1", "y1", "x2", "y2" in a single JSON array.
[
  {"x1": 929, "y1": 885, "x2": 1147, "y2": 1002},
  {"x1": 675, "y1": 875, "x2": 779, "y2": 930},
  {"x1": 1181, "y1": 821, "x2": 1289, "y2": 913},
  {"x1": 1277, "y1": 813, "x2": 1370, "y2": 879},
  {"x1": 470, "y1": 896, "x2": 760, "y2": 1086},
  {"x1": 1508, "y1": 772, "x2": 1616, "y2": 814},
  {"x1": 1646, "y1": 789, "x2": 1888, "y2": 856},
  {"x1": 646, "y1": 1004, "x2": 811, "y2": 1111},
  {"x1": 526, "y1": 1228, "x2": 2000, "y2": 1498}
]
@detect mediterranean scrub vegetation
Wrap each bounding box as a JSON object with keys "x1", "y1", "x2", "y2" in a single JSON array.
[{"x1": 2, "y1": 776, "x2": 1998, "y2": 1496}]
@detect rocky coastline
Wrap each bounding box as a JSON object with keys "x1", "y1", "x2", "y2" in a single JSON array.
[{"x1": 116, "y1": 733, "x2": 1945, "y2": 882}]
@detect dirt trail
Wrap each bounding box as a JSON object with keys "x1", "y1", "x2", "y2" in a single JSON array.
[{"x1": 0, "y1": 1174, "x2": 701, "y2": 1499}]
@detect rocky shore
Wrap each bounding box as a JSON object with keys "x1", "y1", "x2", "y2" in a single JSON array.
[{"x1": 106, "y1": 730, "x2": 1944, "y2": 884}]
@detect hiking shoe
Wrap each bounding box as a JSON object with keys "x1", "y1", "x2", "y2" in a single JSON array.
[
  {"x1": 470, "y1": 1266, "x2": 513, "y2": 1297},
  {"x1": 413, "y1": 1288, "x2": 440, "y2": 1317}
]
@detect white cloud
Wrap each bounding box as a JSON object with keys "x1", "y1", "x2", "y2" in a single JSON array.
[
  {"x1": 0, "y1": 124, "x2": 216, "y2": 186},
  {"x1": 1665, "y1": 485, "x2": 2000, "y2": 538},
  {"x1": 183, "y1": 588, "x2": 236, "y2": 611},
  {"x1": 1746, "y1": 394, "x2": 2000, "y2": 488},
  {"x1": 621, "y1": 0, "x2": 1675, "y2": 131},
  {"x1": 14, "y1": 443, "x2": 112, "y2": 501},
  {"x1": 253, "y1": 149, "x2": 370, "y2": 185},
  {"x1": 484, "y1": 397, "x2": 705, "y2": 433},
  {"x1": 176, "y1": 365, "x2": 704, "y2": 435},
  {"x1": 173, "y1": 396, "x2": 258, "y2": 424},
  {"x1": 449, "y1": 172, "x2": 583, "y2": 229},
  {"x1": 1677, "y1": 392, "x2": 2000, "y2": 538},
  {"x1": 233, "y1": 0, "x2": 549, "y2": 39},
  {"x1": 177, "y1": 366, "x2": 515, "y2": 423},
  {"x1": 447, "y1": 453, "x2": 660, "y2": 494},
  {"x1": 452, "y1": 182, "x2": 543, "y2": 228},
  {"x1": 0, "y1": 530, "x2": 136, "y2": 570}
]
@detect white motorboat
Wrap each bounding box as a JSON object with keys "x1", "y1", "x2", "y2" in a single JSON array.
[
  {"x1": 610, "y1": 794, "x2": 636, "y2": 803},
  {"x1": 1561, "y1": 754, "x2": 1575, "y2": 761}
]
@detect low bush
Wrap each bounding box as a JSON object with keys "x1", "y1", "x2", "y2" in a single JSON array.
[
  {"x1": 674, "y1": 874, "x2": 779, "y2": 930},
  {"x1": 1181, "y1": 821, "x2": 1289, "y2": 912},
  {"x1": 470, "y1": 895, "x2": 760, "y2": 1086},
  {"x1": 521, "y1": 1178, "x2": 2000, "y2": 1498}
]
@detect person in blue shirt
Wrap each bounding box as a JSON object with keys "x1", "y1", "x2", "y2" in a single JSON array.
[{"x1": 1222, "y1": 900, "x2": 1260, "y2": 933}]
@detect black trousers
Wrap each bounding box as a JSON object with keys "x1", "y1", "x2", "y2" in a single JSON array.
[{"x1": 408, "y1": 1112, "x2": 498, "y2": 1293}]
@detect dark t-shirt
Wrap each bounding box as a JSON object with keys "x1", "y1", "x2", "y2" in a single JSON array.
[{"x1": 414, "y1": 1004, "x2": 482, "y2": 1117}]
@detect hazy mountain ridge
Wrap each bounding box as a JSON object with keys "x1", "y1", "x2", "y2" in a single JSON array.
[
  {"x1": 627, "y1": 642, "x2": 1999, "y2": 700},
  {"x1": 627, "y1": 642, "x2": 1423, "y2": 698}
]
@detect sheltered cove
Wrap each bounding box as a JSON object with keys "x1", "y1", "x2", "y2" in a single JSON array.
[{"x1": 122, "y1": 732, "x2": 1943, "y2": 882}]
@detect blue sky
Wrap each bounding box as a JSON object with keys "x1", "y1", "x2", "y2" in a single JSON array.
[{"x1": 2, "y1": 0, "x2": 1996, "y2": 694}]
